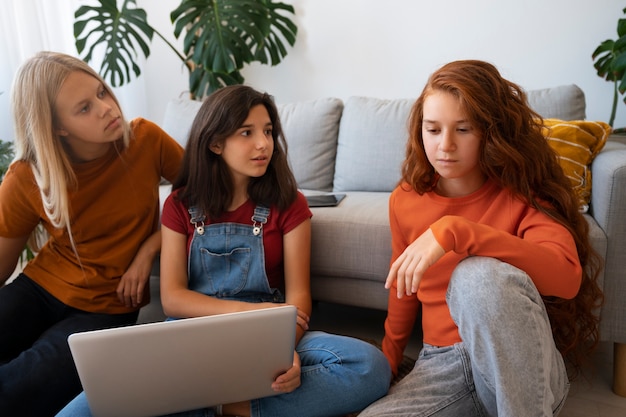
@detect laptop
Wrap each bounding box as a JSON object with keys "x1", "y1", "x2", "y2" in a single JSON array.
[{"x1": 68, "y1": 305, "x2": 297, "y2": 417}]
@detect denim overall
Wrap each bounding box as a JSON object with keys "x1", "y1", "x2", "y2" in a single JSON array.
[
  {"x1": 57, "y1": 204, "x2": 392, "y2": 417},
  {"x1": 187, "y1": 205, "x2": 284, "y2": 304}
]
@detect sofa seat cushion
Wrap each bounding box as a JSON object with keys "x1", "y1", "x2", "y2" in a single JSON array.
[{"x1": 310, "y1": 192, "x2": 391, "y2": 283}]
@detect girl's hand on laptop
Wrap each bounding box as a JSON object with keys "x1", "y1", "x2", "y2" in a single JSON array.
[{"x1": 271, "y1": 351, "x2": 301, "y2": 393}]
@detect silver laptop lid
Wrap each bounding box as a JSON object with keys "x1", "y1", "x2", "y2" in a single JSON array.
[{"x1": 68, "y1": 305, "x2": 296, "y2": 417}]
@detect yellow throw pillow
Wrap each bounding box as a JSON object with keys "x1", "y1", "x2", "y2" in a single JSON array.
[{"x1": 542, "y1": 119, "x2": 611, "y2": 212}]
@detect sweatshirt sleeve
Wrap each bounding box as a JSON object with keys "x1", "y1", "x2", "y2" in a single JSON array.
[
  {"x1": 382, "y1": 291, "x2": 420, "y2": 376},
  {"x1": 381, "y1": 190, "x2": 422, "y2": 375},
  {"x1": 430, "y1": 210, "x2": 582, "y2": 299}
]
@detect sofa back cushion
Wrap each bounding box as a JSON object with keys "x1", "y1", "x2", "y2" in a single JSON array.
[
  {"x1": 161, "y1": 84, "x2": 587, "y2": 194},
  {"x1": 278, "y1": 98, "x2": 343, "y2": 191},
  {"x1": 526, "y1": 84, "x2": 586, "y2": 120},
  {"x1": 333, "y1": 96, "x2": 414, "y2": 192},
  {"x1": 161, "y1": 97, "x2": 343, "y2": 192}
]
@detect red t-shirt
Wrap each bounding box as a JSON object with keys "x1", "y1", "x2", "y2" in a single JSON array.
[{"x1": 161, "y1": 190, "x2": 312, "y2": 291}]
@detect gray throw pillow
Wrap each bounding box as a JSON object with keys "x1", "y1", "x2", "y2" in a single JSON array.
[
  {"x1": 333, "y1": 96, "x2": 414, "y2": 192},
  {"x1": 527, "y1": 84, "x2": 586, "y2": 120},
  {"x1": 278, "y1": 98, "x2": 344, "y2": 191}
]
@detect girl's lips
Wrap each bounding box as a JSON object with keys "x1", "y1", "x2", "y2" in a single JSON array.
[{"x1": 105, "y1": 117, "x2": 121, "y2": 131}]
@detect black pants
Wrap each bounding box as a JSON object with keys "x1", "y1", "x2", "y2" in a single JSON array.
[{"x1": 0, "y1": 274, "x2": 138, "y2": 417}]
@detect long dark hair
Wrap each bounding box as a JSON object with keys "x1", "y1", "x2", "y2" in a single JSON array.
[
  {"x1": 403, "y1": 60, "x2": 603, "y2": 377},
  {"x1": 173, "y1": 85, "x2": 298, "y2": 219}
]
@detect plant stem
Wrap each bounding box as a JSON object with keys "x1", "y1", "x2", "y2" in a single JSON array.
[
  {"x1": 611, "y1": 80, "x2": 618, "y2": 128},
  {"x1": 153, "y1": 29, "x2": 193, "y2": 72}
]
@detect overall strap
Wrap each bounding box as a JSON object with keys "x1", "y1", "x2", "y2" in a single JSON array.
[
  {"x1": 188, "y1": 206, "x2": 206, "y2": 235},
  {"x1": 251, "y1": 205, "x2": 270, "y2": 236}
]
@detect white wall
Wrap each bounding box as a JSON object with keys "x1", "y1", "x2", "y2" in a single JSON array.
[
  {"x1": 1, "y1": 0, "x2": 625, "y2": 144},
  {"x1": 138, "y1": 0, "x2": 626, "y2": 129}
]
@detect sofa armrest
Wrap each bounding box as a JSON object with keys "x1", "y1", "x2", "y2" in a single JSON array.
[{"x1": 590, "y1": 141, "x2": 626, "y2": 343}]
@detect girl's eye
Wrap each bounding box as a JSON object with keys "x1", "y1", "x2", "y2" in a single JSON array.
[
  {"x1": 241, "y1": 130, "x2": 251, "y2": 137},
  {"x1": 80, "y1": 104, "x2": 90, "y2": 113},
  {"x1": 264, "y1": 129, "x2": 273, "y2": 136}
]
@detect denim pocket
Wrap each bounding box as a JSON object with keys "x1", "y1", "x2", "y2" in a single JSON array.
[{"x1": 200, "y1": 246, "x2": 251, "y2": 296}]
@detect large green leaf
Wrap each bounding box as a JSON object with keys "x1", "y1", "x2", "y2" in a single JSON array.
[
  {"x1": 189, "y1": 66, "x2": 245, "y2": 97},
  {"x1": 74, "y1": 0, "x2": 154, "y2": 86},
  {"x1": 171, "y1": 0, "x2": 297, "y2": 97},
  {"x1": 252, "y1": 0, "x2": 297, "y2": 66},
  {"x1": 172, "y1": 0, "x2": 265, "y2": 73},
  {"x1": 592, "y1": 6, "x2": 626, "y2": 126},
  {"x1": 73, "y1": 0, "x2": 297, "y2": 99}
]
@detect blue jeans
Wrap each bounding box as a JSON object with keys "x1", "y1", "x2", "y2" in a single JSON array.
[
  {"x1": 359, "y1": 257, "x2": 570, "y2": 417},
  {"x1": 57, "y1": 331, "x2": 391, "y2": 417},
  {"x1": 0, "y1": 274, "x2": 138, "y2": 417}
]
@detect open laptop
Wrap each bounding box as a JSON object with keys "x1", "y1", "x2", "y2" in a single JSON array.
[{"x1": 68, "y1": 305, "x2": 297, "y2": 417}]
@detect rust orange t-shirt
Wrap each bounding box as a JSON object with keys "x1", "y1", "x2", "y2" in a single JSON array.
[
  {"x1": 0, "y1": 118, "x2": 183, "y2": 314},
  {"x1": 382, "y1": 179, "x2": 582, "y2": 374}
]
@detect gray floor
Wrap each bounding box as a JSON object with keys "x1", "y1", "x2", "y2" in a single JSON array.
[{"x1": 309, "y1": 302, "x2": 626, "y2": 417}]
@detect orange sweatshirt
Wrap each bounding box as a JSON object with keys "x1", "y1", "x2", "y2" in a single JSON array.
[
  {"x1": 0, "y1": 118, "x2": 183, "y2": 314},
  {"x1": 382, "y1": 179, "x2": 582, "y2": 375}
]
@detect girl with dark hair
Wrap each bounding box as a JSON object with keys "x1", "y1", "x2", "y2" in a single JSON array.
[
  {"x1": 58, "y1": 84, "x2": 390, "y2": 417},
  {"x1": 360, "y1": 60, "x2": 603, "y2": 417}
]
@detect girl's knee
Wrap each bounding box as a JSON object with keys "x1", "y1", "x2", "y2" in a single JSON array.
[
  {"x1": 447, "y1": 256, "x2": 536, "y2": 319},
  {"x1": 449, "y1": 257, "x2": 529, "y2": 297}
]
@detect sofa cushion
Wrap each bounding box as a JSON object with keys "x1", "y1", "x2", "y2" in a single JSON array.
[
  {"x1": 310, "y1": 192, "x2": 391, "y2": 283},
  {"x1": 278, "y1": 98, "x2": 343, "y2": 191},
  {"x1": 542, "y1": 119, "x2": 611, "y2": 212},
  {"x1": 527, "y1": 84, "x2": 586, "y2": 120},
  {"x1": 333, "y1": 97, "x2": 414, "y2": 192}
]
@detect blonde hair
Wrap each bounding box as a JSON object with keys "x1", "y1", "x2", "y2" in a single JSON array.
[{"x1": 11, "y1": 51, "x2": 130, "y2": 249}]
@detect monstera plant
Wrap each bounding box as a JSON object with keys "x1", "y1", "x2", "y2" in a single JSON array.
[
  {"x1": 74, "y1": 0, "x2": 298, "y2": 99},
  {"x1": 0, "y1": 139, "x2": 13, "y2": 183},
  {"x1": 592, "y1": 7, "x2": 626, "y2": 128}
]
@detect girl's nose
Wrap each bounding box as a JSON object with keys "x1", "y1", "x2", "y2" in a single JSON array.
[
  {"x1": 439, "y1": 130, "x2": 456, "y2": 151},
  {"x1": 256, "y1": 133, "x2": 270, "y2": 149},
  {"x1": 99, "y1": 100, "x2": 113, "y2": 118}
]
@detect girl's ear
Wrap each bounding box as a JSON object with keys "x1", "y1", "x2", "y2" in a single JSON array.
[
  {"x1": 55, "y1": 126, "x2": 69, "y2": 137},
  {"x1": 210, "y1": 142, "x2": 222, "y2": 155}
]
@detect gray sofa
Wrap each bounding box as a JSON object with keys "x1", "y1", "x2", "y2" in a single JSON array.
[{"x1": 141, "y1": 84, "x2": 626, "y2": 394}]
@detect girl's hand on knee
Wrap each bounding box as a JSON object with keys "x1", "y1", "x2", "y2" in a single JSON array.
[
  {"x1": 385, "y1": 228, "x2": 445, "y2": 297},
  {"x1": 271, "y1": 351, "x2": 301, "y2": 393},
  {"x1": 116, "y1": 265, "x2": 150, "y2": 308}
]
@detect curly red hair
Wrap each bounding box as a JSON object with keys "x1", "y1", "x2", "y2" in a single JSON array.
[{"x1": 402, "y1": 60, "x2": 603, "y2": 378}]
